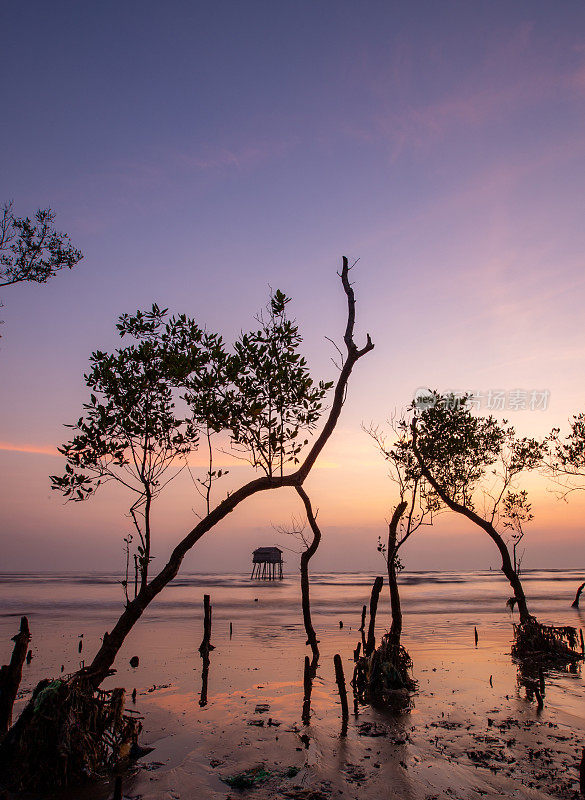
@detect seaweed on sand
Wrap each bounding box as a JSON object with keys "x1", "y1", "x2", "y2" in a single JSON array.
[{"x1": 0, "y1": 674, "x2": 142, "y2": 792}]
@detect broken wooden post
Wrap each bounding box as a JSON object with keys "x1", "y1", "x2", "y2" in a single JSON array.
[
  {"x1": 333, "y1": 653, "x2": 349, "y2": 735},
  {"x1": 0, "y1": 616, "x2": 31, "y2": 734},
  {"x1": 580, "y1": 628, "x2": 584, "y2": 656},
  {"x1": 353, "y1": 641, "x2": 361, "y2": 662},
  {"x1": 302, "y1": 656, "x2": 312, "y2": 724},
  {"x1": 199, "y1": 594, "x2": 214, "y2": 655},
  {"x1": 580, "y1": 747, "x2": 585, "y2": 797},
  {"x1": 474, "y1": 626, "x2": 478, "y2": 646},
  {"x1": 365, "y1": 577, "x2": 383, "y2": 657}
]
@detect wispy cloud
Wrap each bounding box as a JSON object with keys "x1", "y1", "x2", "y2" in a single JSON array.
[
  {"x1": 343, "y1": 24, "x2": 585, "y2": 159},
  {"x1": 0, "y1": 442, "x2": 58, "y2": 456}
]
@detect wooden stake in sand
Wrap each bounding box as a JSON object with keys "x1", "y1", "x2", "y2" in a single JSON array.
[
  {"x1": 0, "y1": 616, "x2": 31, "y2": 734},
  {"x1": 199, "y1": 595, "x2": 214, "y2": 655},
  {"x1": 474, "y1": 626, "x2": 478, "y2": 646},
  {"x1": 580, "y1": 747, "x2": 585, "y2": 797},
  {"x1": 333, "y1": 653, "x2": 349, "y2": 735}
]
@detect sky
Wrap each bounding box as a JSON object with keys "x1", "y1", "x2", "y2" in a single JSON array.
[{"x1": 2, "y1": 0, "x2": 585, "y2": 574}]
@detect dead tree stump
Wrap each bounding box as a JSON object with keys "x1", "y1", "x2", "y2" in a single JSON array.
[
  {"x1": 333, "y1": 653, "x2": 349, "y2": 735},
  {"x1": 0, "y1": 616, "x2": 31, "y2": 734},
  {"x1": 365, "y1": 577, "x2": 383, "y2": 657}
]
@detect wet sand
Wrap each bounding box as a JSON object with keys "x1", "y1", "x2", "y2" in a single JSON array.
[{"x1": 2, "y1": 570, "x2": 584, "y2": 799}]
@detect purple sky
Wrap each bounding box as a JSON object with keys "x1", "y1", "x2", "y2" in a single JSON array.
[{"x1": 2, "y1": 1, "x2": 585, "y2": 573}]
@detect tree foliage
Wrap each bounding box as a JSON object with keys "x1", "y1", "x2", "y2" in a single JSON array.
[
  {"x1": 0, "y1": 202, "x2": 82, "y2": 288},
  {"x1": 409, "y1": 391, "x2": 543, "y2": 527},
  {"x1": 229, "y1": 289, "x2": 333, "y2": 476},
  {"x1": 51, "y1": 291, "x2": 336, "y2": 596},
  {"x1": 404, "y1": 391, "x2": 545, "y2": 624}
]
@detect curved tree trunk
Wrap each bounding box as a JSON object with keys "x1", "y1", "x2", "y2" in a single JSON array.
[
  {"x1": 295, "y1": 486, "x2": 322, "y2": 665},
  {"x1": 572, "y1": 582, "x2": 585, "y2": 609},
  {"x1": 412, "y1": 431, "x2": 531, "y2": 625},
  {"x1": 83, "y1": 259, "x2": 374, "y2": 688},
  {"x1": 387, "y1": 501, "x2": 407, "y2": 647}
]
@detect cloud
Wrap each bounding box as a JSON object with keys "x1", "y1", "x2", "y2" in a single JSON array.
[{"x1": 0, "y1": 442, "x2": 58, "y2": 456}]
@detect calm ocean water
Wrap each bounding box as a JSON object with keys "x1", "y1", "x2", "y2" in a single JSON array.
[{"x1": 0, "y1": 569, "x2": 583, "y2": 621}]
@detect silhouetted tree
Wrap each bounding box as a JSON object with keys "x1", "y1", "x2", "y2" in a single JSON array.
[
  {"x1": 402, "y1": 392, "x2": 541, "y2": 624},
  {"x1": 54, "y1": 258, "x2": 373, "y2": 688},
  {"x1": 0, "y1": 202, "x2": 82, "y2": 311},
  {"x1": 406, "y1": 392, "x2": 581, "y2": 659},
  {"x1": 50, "y1": 304, "x2": 212, "y2": 597}
]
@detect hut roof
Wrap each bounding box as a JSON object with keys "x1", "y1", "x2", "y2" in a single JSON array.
[{"x1": 252, "y1": 546, "x2": 283, "y2": 562}]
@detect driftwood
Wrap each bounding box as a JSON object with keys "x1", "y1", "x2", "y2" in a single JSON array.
[{"x1": 0, "y1": 616, "x2": 31, "y2": 734}]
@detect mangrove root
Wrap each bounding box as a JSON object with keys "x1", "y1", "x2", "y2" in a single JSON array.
[
  {"x1": 512, "y1": 617, "x2": 583, "y2": 664},
  {"x1": 0, "y1": 674, "x2": 142, "y2": 792},
  {"x1": 353, "y1": 634, "x2": 416, "y2": 711}
]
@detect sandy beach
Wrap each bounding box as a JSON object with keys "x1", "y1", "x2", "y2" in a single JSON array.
[{"x1": 1, "y1": 570, "x2": 584, "y2": 800}]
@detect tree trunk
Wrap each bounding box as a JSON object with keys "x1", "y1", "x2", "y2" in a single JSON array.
[
  {"x1": 81, "y1": 258, "x2": 374, "y2": 688},
  {"x1": 572, "y1": 582, "x2": 585, "y2": 609},
  {"x1": 412, "y1": 430, "x2": 532, "y2": 625},
  {"x1": 387, "y1": 501, "x2": 407, "y2": 647},
  {"x1": 296, "y1": 486, "x2": 322, "y2": 665},
  {"x1": 0, "y1": 617, "x2": 31, "y2": 734},
  {"x1": 365, "y1": 576, "x2": 384, "y2": 656}
]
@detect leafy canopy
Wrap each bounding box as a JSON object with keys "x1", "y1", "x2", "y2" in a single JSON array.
[
  {"x1": 409, "y1": 391, "x2": 543, "y2": 518},
  {"x1": 0, "y1": 202, "x2": 82, "y2": 287}
]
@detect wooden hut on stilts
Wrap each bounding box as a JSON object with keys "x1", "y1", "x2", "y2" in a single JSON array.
[{"x1": 251, "y1": 547, "x2": 284, "y2": 580}]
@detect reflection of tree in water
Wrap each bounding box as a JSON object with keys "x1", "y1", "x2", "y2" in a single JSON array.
[
  {"x1": 516, "y1": 657, "x2": 582, "y2": 711},
  {"x1": 301, "y1": 654, "x2": 319, "y2": 724},
  {"x1": 199, "y1": 594, "x2": 214, "y2": 708},
  {"x1": 199, "y1": 649, "x2": 211, "y2": 708}
]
